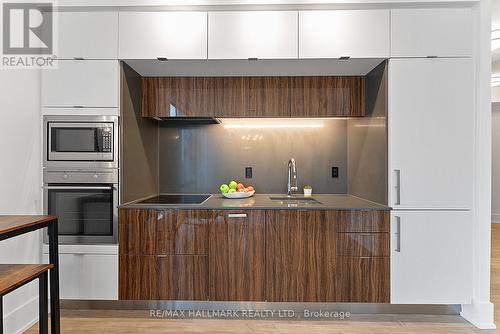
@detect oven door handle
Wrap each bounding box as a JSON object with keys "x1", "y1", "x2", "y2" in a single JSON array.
[{"x1": 43, "y1": 186, "x2": 115, "y2": 190}]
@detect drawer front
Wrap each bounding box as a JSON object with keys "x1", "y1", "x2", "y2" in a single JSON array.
[
  {"x1": 337, "y1": 233, "x2": 389, "y2": 257},
  {"x1": 156, "y1": 210, "x2": 209, "y2": 255},
  {"x1": 336, "y1": 256, "x2": 390, "y2": 303},
  {"x1": 119, "y1": 255, "x2": 208, "y2": 300},
  {"x1": 336, "y1": 210, "x2": 389, "y2": 233},
  {"x1": 119, "y1": 209, "x2": 209, "y2": 255}
]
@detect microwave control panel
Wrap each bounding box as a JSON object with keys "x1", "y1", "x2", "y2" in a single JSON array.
[{"x1": 101, "y1": 128, "x2": 112, "y2": 153}]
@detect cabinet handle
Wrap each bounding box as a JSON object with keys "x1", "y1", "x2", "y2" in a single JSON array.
[
  {"x1": 394, "y1": 169, "x2": 401, "y2": 206},
  {"x1": 395, "y1": 216, "x2": 401, "y2": 252},
  {"x1": 227, "y1": 213, "x2": 247, "y2": 219}
]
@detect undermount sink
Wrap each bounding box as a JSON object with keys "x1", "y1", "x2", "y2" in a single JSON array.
[{"x1": 269, "y1": 196, "x2": 323, "y2": 205}]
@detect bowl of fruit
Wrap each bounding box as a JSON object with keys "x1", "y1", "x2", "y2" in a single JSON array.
[{"x1": 220, "y1": 181, "x2": 255, "y2": 199}]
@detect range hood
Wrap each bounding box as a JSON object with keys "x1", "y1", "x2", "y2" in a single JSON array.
[{"x1": 154, "y1": 117, "x2": 221, "y2": 125}]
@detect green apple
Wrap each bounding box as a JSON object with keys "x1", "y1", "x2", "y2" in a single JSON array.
[
  {"x1": 220, "y1": 184, "x2": 229, "y2": 193},
  {"x1": 228, "y1": 188, "x2": 236, "y2": 193},
  {"x1": 229, "y1": 181, "x2": 238, "y2": 189}
]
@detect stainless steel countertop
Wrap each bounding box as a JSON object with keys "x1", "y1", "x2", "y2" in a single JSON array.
[{"x1": 120, "y1": 194, "x2": 390, "y2": 211}]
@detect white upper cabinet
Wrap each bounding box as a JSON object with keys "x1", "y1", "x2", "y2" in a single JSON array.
[
  {"x1": 42, "y1": 60, "x2": 118, "y2": 108},
  {"x1": 390, "y1": 211, "x2": 472, "y2": 304},
  {"x1": 391, "y1": 8, "x2": 473, "y2": 57},
  {"x1": 299, "y1": 10, "x2": 390, "y2": 58},
  {"x1": 54, "y1": 12, "x2": 118, "y2": 59},
  {"x1": 119, "y1": 12, "x2": 207, "y2": 59},
  {"x1": 388, "y1": 58, "x2": 474, "y2": 210},
  {"x1": 208, "y1": 11, "x2": 298, "y2": 59}
]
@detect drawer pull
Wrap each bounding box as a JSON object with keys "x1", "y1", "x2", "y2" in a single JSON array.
[
  {"x1": 228, "y1": 213, "x2": 247, "y2": 219},
  {"x1": 394, "y1": 169, "x2": 401, "y2": 206},
  {"x1": 395, "y1": 216, "x2": 401, "y2": 252}
]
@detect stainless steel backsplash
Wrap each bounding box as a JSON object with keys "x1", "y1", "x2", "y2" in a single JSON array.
[{"x1": 159, "y1": 119, "x2": 348, "y2": 194}]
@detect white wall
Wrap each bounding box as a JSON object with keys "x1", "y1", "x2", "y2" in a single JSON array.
[
  {"x1": 493, "y1": 60, "x2": 500, "y2": 103},
  {"x1": 0, "y1": 70, "x2": 43, "y2": 333},
  {"x1": 493, "y1": 103, "x2": 500, "y2": 223}
]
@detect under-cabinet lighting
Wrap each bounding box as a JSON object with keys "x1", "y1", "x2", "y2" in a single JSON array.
[{"x1": 222, "y1": 118, "x2": 327, "y2": 129}]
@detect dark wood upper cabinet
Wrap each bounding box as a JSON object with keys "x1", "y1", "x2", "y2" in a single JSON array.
[
  {"x1": 246, "y1": 77, "x2": 291, "y2": 117},
  {"x1": 290, "y1": 76, "x2": 365, "y2": 117},
  {"x1": 211, "y1": 77, "x2": 247, "y2": 117},
  {"x1": 141, "y1": 76, "x2": 364, "y2": 118},
  {"x1": 209, "y1": 210, "x2": 266, "y2": 301},
  {"x1": 141, "y1": 77, "x2": 214, "y2": 117}
]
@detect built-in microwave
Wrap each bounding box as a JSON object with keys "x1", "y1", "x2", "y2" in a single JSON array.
[{"x1": 43, "y1": 115, "x2": 118, "y2": 169}]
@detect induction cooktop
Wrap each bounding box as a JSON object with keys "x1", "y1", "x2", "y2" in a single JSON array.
[{"x1": 138, "y1": 194, "x2": 211, "y2": 205}]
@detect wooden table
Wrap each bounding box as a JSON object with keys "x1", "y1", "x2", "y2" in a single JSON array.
[{"x1": 0, "y1": 216, "x2": 60, "y2": 334}]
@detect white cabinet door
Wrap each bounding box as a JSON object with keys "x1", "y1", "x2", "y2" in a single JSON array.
[
  {"x1": 391, "y1": 8, "x2": 472, "y2": 57},
  {"x1": 388, "y1": 58, "x2": 473, "y2": 209},
  {"x1": 55, "y1": 12, "x2": 118, "y2": 59},
  {"x1": 208, "y1": 11, "x2": 298, "y2": 59},
  {"x1": 299, "y1": 10, "x2": 389, "y2": 58},
  {"x1": 42, "y1": 60, "x2": 118, "y2": 108},
  {"x1": 119, "y1": 12, "x2": 207, "y2": 59},
  {"x1": 43, "y1": 251, "x2": 118, "y2": 300},
  {"x1": 390, "y1": 211, "x2": 472, "y2": 304}
]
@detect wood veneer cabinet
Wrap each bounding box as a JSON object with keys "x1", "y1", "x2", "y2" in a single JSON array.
[
  {"x1": 266, "y1": 209, "x2": 389, "y2": 303},
  {"x1": 119, "y1": 208, "x2": 209, "y2": 300},
  {"x1": 119, "y1": 208, "x2": 209, "y2": 255},
  {"x1": 290, "y1": 76, "x2": 365, "y2": 117},
  {"x1": 265, "y1": 210, "x2": 336, "y2": 302},
  {"x1": 118, "y1": 208, "x2": 389, "y2": 302},
  {"x1": 141, "y1": 76, "x2": 365, "y2": 118},
  {"x1": 209, "y1": 210, "x2": 266, "y2": 301}
]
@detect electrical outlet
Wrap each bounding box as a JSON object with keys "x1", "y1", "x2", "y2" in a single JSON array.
[
  {"x1": 332, "y1": 167, "x2": 339, "y2": 178},
  {"x1": 245, "y1": 167, "x2": 253, "y2": 179}
]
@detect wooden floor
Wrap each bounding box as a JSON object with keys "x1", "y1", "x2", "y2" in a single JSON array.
[{"x1": 26, "y1": 225, "x2": 500, "y2": 334}]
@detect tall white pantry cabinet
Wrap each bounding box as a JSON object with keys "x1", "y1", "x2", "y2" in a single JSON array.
[{"x1": 388, "y1": 8, "x2": 474, "y2": 304}]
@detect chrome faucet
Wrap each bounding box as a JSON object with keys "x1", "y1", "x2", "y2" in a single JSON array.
[{"x1": 287, "y1": 158, "x2": 298, "y2": 196}]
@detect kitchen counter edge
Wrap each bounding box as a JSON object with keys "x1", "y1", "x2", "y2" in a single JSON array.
[{"x1": 119, "y1": 194, "x2": 390, "y2": 211}]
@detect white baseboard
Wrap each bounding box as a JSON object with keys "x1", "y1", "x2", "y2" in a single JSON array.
[
  {"x1": 3, "y1": 295, "x2": 39, "y2": 334},
  {"x1": 461, "y1": 301, "x2": 496, "y2": 329}
]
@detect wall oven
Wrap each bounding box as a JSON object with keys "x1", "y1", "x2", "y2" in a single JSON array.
[
  {"x1": 43, "y1": 170, "x2": 118, "y2": 244},
  {"x1": 43, "y1": 115, "x2": 118, "y2": 169}
]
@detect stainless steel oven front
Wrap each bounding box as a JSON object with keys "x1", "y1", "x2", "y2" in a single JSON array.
[
  {"x1": 43, "y1": 170, "x2": 118, "y2": 244},
  {"x1": 43, "y1": 115, "x2": 118, "y2": 169}
]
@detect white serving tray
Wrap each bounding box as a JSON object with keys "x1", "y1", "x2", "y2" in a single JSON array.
[{"x1": 221, "y1": 191, "x2": 255, "y2": 199}]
